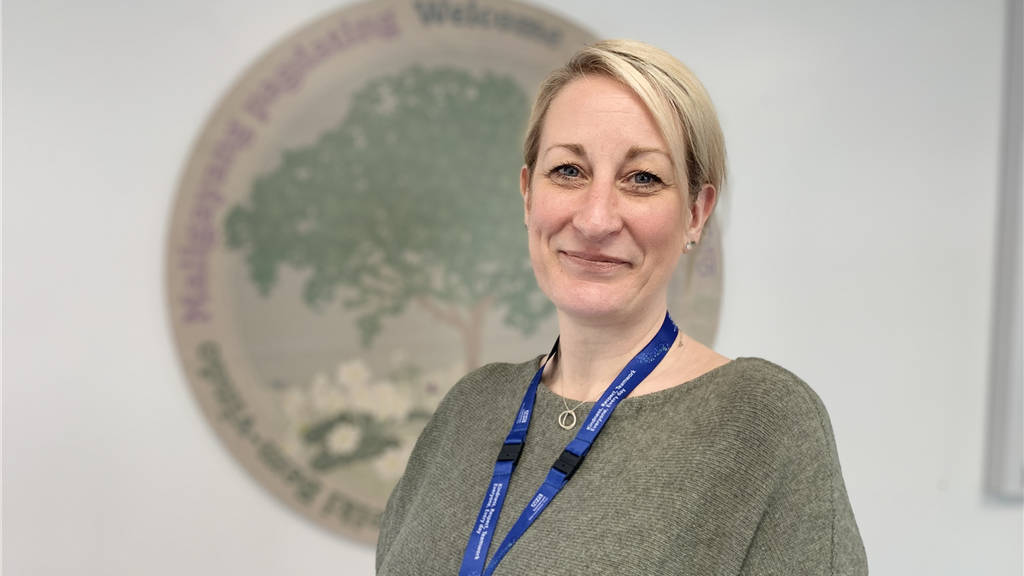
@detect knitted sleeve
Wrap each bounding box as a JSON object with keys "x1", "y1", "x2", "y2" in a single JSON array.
[{"x1": 737, "y1": 372, "x2": 868, "y2": 575}]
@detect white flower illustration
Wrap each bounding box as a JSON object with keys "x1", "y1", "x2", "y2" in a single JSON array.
[
  {"x1": 281, "y1": 387, "x2": 313, "y2": 424},
  {"x1": 349, "y1": 381, "x2": 411, "y2": 421},
  {"x1": 309, "y1": 371, "x2": 347, "y2": 416},
  {"x1": 326, "y1": 423, "x2": 362, "y2": 455},
  {"x1": 336, "y1": 359, "x2": 372, "y2": 388},
  {"x1": 374, "y1": 445, "x2": 413, "y2": 481}
]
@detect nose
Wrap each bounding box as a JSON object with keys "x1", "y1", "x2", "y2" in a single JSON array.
[{"x1": 572, "y1": 178, "x2": 622, "y2": 241}]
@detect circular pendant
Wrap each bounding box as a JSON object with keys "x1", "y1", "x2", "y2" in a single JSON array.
[{"x1": 558, "y1": 410, "x2": 577, "y2": 430}]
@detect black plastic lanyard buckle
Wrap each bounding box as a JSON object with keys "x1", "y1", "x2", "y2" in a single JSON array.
[
  {"x1": 497, "y1": 442, "x2": 523, "y2": 468},
  {"x1": 552, "y1": 449, "x2": 584, "y2": 481}
]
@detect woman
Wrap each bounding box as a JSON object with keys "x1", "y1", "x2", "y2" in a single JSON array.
[{"x1": 377, "y1": 39, "x2": 867, "y2": 575}]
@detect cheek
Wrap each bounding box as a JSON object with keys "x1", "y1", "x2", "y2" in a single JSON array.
[
  {"x1": 526, "y1": 193, "x2": 571, "y2": 290},
  {"x1": 527, "y1": 192, "x2": 574, "y2": 235},
  {"x1": 635, "y1": 205, "x2": 687, "y2": 258},
  {"x1": 526, "y1": 222, "x2": 556, "y2": 300}
]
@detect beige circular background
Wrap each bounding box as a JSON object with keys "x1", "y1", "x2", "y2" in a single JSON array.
[{"x1": 166, "y1": 0, "x2": 723, "y2": 543}]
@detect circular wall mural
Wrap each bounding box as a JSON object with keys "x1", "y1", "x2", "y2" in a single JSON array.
[{"x1": 166, "y1": 0, "x2": 723, "y2": 543}]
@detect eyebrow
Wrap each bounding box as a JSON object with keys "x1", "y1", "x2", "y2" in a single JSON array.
[
  {"x1": 544, "y1": 143, "x2": 670, "y2": 161},
  {"x1": 624, "y1": 146, "x2": 671, "y2": 161},
  {"x1": 546, "y1": 143, "x2": 586, "y2": 157}
]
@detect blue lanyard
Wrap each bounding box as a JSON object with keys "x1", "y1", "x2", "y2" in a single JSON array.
[{"x1": 458, "y1": 312, "x2": 679, "y2": 576}]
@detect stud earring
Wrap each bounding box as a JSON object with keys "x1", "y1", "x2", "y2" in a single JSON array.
[{"x1": 685, "y1": 241, "x2": 696, "y2": 250}]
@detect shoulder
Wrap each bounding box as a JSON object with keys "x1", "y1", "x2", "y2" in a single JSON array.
[
  {"x1": 446, "y1": 357, "x2": 541, "y2": 397},
  {"x1": 707, "y1": 357, "x2": 828, "y2": 417},
  {"x1": 697, "y1": 357, "x2": 838, "y2": 457},
  {"x1": 710, "y1": 360, "x2": 867, "y2": 573},
  {"x1": 434, "y1": 356, "x2": 542, "y2": 415},
  {"x1": 409, "y1": 356, "x2": 542, "y2": 449}
]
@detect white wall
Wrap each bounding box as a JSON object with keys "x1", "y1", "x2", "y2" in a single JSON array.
[{"x1": 5, "y1": 0, "x2": 1021, "y2": 574}]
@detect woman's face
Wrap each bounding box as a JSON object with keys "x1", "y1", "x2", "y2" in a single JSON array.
[{"x1": 521, "y1": 75, "x2": 696, "y2": 323}]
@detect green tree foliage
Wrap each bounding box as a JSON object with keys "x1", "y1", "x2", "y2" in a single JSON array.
[{"x1": 225, "y1": 65, "x2": 553, "y2": 370}]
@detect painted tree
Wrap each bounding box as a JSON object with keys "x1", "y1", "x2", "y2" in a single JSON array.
[{"x1": 225, "y1": 65, "x2": 553, "y2": 370}]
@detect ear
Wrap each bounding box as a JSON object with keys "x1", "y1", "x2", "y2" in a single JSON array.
[
  {"x1": 687, "y1": 183, "x2": 718, "y2": 245},
  {"x1": 520, "y1": 165, "x2": 532, "y2": 226}
]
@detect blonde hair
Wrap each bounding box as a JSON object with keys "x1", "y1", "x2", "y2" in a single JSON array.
[{"x1": 524, "y1": 39, "x2": 727, "y2": 202}]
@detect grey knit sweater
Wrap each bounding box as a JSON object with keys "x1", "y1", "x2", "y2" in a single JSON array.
[{"x1": 377, "y1": 357, "x2": 867, "y2": 575}]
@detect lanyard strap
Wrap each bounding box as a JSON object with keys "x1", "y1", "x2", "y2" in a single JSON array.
[{"x1": 458, "y1": 313, "x2": 679, "y2": 576}]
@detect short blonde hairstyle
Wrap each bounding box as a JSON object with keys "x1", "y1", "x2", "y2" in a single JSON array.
[{"x1": 524, "y1": 39, "x2": 727, "y2": 202}]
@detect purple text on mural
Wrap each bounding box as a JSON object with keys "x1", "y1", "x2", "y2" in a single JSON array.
[
  {"x1": 244, "y1": 10, "x2": 401, "y2": 124},
  {"x1": 179, "y1": 119, "x2": 254, "y2": 323}
]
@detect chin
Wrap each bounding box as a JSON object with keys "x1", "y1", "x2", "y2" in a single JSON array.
[{"x1": 547, "y1": 283, "x2": 641, "y2": 322}]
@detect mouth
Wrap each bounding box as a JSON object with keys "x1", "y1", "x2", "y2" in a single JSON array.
[{"x1": 560, "y1": 250, "x2": 630, "y2": 271}]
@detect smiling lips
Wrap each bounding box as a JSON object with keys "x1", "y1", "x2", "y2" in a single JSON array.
[{"x1": 560, "y1": 250, "x2": 630, "y2": 272}]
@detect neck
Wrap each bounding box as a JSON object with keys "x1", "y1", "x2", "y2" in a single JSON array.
[{"x1": 544, "y1": 303, "x2": 673, "y2": 401}]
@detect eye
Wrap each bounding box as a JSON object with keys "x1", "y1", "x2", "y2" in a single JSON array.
[
  {"x1": 555, "y1": 164, "x2": 581, "y2": 178},
  {"x1": 632, "y1": 171, "x2": 661, "y2": 185},
  {"x1": 548, "y1": 164, "x2": 586, "y2": 187}
]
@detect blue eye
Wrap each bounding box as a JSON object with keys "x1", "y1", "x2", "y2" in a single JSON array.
[
  {"x1": 633, "y1": 171, "x2": 660, "y2": 185},
  {"x1": 556, "y1": 165, "x2": 580, "y2": 178}
]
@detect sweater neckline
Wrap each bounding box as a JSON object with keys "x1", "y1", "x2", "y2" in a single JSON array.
[{"x1": 531, "y1": 356, "x2": 756, "y2": 412}]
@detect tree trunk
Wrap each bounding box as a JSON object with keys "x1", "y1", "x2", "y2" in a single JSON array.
[
  {"x1": 416, "y1": 295, "x2": 495, "y2": 373},
  {"x1": 462, "y1": 295, "x2": 495, "y2": 372}
]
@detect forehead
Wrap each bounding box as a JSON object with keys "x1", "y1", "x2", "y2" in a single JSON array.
[{"x1": 540, "y1": 75, "x2": 669, "y2": 155}]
